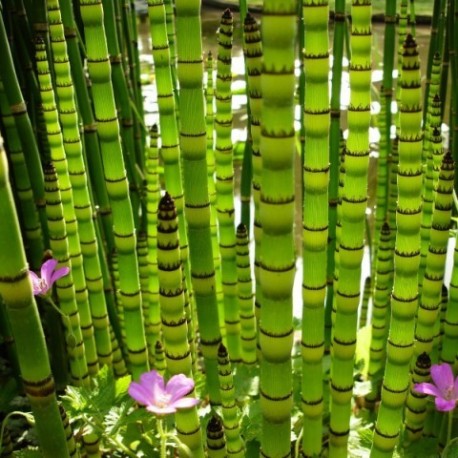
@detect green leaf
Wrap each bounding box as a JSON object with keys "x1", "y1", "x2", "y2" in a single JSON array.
[{"x1": 442, "y1": 438, "x2": 458, "y2": 458}]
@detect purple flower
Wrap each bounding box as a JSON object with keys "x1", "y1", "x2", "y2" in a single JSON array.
[
  {"x1": 128, "y1": 370, "x2": 199, "y2": 415},
  {"x1": 29, "y1": 259, "x2": 70, "y2": 296},
  {"x1": 415, "y1": 363, "x2": 458, "y2": 412}
]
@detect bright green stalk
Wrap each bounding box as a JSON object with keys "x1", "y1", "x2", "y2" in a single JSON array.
[
  {"x1": 145, "y1": 125, "x2": 161, "y2": 365},
  {"x1": 154, "y1": 340, "x2": 166, "y2": 374},
  {"x1": 373, "y1": 0, "x2": 397, "y2": 261},
  {"x1": 215, "y1": 9, "x2": 241, "y2": 363},
  {"x1": 206, "y1": 415, "x2": 227, "y2": 458},
  {"x1": 243, "y1": 13, "x2": 263, "y2": 345},
  {"x1": 58, "y1": 0, "x2": 114, "y2": 251},
  {"x1": 371, "y1": 34, "x2": 423, "y2": 458},
  {"x1": 403, "y1": 352, "x2": 431, "y2": 443},
  {"x1": 58, "y1": 404, "x2": 79, "y2": 458},
  {"x1": 236, "y1": 223, "x2": 257, "y2": 365},
  {"x1": 82, "y1": 430, "x2": 101, "y2": 458},
  {"x1": 423, "y1": 0, "x2": 446, "y2": 124},
  {"x1": 0, "y1": 11, "x2": 47, "y2": 244},
  {"x1": 0, "y1": 145, "x2": 70, "y2": 457},
  {"x1": 174, "y1": 0, "x2": 222, "y2": 403},
  {"x1": 419, "y1": 72, "x2": 442, "y2": 282},
  {"x1": 387, "y1": 137, "x2": 399, "y2": 237},
  {"x1": 300, "y1": 1, "x2": 329, "y2": 455},
  {"x1": 110, "y1": 325, "x2": 128, "y2": 377},
  {"x1": 415, "y1": 152, "x2": 454, "y2": 359},
  {"x1": 258, "y1": 0, "x2": 296, "y2": 454},
  {"x1": 35, "y1": 38, "x2": 100, "y2": 376},
  {"x1": 43, "y1": 162, "x2": 89, "y2": 386},
  {"x1": 163, "y1": 0, "x2": 178, "y2": 102},
  {"x1": 102, "y1": 0, "x2": 141, "y2": 229},
  {"x1": 157, "y1": 193, "x2": 192, "y2": 375},
  {"x1": 157, "y1": 193, "x2": 205, "y2": 457},
  {"x1": 329, "y1": 137, "x2": 346, "y2": 344},
  {"x1": 329, "y1": 1, "x2": 372, "y2": 455},
  {"x1": 137, "y1": 232, "x2": 152, "y2": 349},
  {"x1": 79, "y1": 0, "x2": 148, "y2": 379},
  {"x1": 47, "y1": 0, "x2": 113, "y2": 367},
  {"x1": 147, "y1": 0, "x2": 193, "y2": 341},
  {"x1": 0, "y1": 80, "x2": 43, "y2": 269},
  {"x1": 327, "y1": 1, "x2": 346, "y2": 349},
  {"x1": 205, "y1": 51, "x2": 224, "y2": 338},
  {"x1": 366, "y1": 223, "x2": 393, "y2": 404},
  {"x1": 217, "y1": 343, "x2": 245, "y2": 457},
  {"x1": 110, "y1": 251, "x2": 126, "y2": 352},
  {"x1": 442, "y1": 246, "x2": 458, "y2": 366}
]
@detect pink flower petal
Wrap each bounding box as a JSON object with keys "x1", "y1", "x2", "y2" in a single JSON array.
[
  {"x1": 140, "y1": 371, "x2": 167, "y2": 404},
  {"x1": 166, "y1": 374, "x2": 195, "y2": 402},
  {"x1": 50, "y1": 266, "x2": 70, "y2": 285},
  {"x1": 41, "y1": 259, "x2": 58, "y2": 286},
  {"x1": 453, "y1": 375, "x2": 458, "y2": 399},
  {"x1": 128, "y1": 382, "x2": 154, "y2": 406},
  {"x1": 435, "y1": 397, "x2": 457, "y2": 412},
  {"x1": 146, "y1": 404, "x2": 176, "y2": 415},
  {"x1": 414, "y1": 382, "x2": 442, "y2": 398},
  {"x1": 431, "y1": 364, "x2": 455, "y2": 396},
  {"x1": 28, "y1": 271, "x2": 42, "y2": 295},
  {"x1": 170, "y1": 397, "x2": 199, "y2": 410}
]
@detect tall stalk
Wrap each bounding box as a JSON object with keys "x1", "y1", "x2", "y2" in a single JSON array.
[
  {"x1": 258, "y1": 0, "x2": 297, "y2": 454},
  {"x1": 371, "y1": 34, "x2": 423, "y2": 458},
  {"x1": 43, "y1": 162, "x2": 89, "y2": 387},
  {"x1": 0, "y1": 146, "x2": 70, "y2": 458},
  {"x1": 47, "y1": 0, "x2": 113, "y2": 367},
  {"x1": 326, "y1": 0, "x2": 346, "y2": 346},
  {"x1": 157, "y1": 193, "x2": 204, "y2": 457},
  {"x1": 79, "y1": 0, "x2": 148, "y2": 379},
  {"x1": 300, "y1": 1, "x2": 329, "y2": 455},
  {"x1": 215, "y1": 9, "x2": 241, "y2": 363},
  {"x1": 174, "y1": 0, "x2": 222, "y2": 403},
  {"x1": 35, "y1": 37, "x2": 100, "y2": 376},
  {"x1": 329, "y1": 1, "x2": 372, "y2": 455}
]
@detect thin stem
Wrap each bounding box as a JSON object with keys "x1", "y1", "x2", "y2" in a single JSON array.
[
  {"x1": 157, "y1": 419, "x2": 167, "y2": 458},
  {"x1": 447, "y1": 410, "x2": 453, "y2": 445}
]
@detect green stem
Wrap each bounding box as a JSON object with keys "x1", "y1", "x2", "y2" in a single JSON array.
[
  {"x1": 157, "y1": 419, "x2": 167, "y2": 458},
  {"x1": 447, "y1": 410, "x2": 453, "y2": 445}
]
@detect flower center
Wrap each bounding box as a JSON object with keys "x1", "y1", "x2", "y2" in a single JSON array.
[{"x1": 155, "y1": 393, "x2": 172, "y2": 408}]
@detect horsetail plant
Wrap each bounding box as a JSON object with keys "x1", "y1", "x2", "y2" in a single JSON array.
[
  {"x1": 174, "y1": 0, "x2": 222, "y2": 403},
  {"x1": 415, "y1": 151, "x2": 454, "y2": 361},
  {"x1": 215, "y1": 9, "x2": 242, "y2": 363},
  {"x1": 366, "y1": 222, "x2": 394, "y2": 405},
  {"x1": 0, "y1": 144, "x2": 70, "y2": 457},
  {"x1": 371, "y1": 34, "x2": 424, "y2": 458},
  {"x1": 300, "y1": 0, "x2": 330, "y2": 454},
  {"x1": 217, "y1": 343, "x2": 245, "y2": 456},
  {"x1": 236, "y1": 223, "x2": 257, "y2": 365},
  {"x1": 47, "y1": 0, "x2": 113, "y2": 368},
  {"x1": 79, "y1": 0, "x2": 148, "y2": 379},
  {"x1": 329, "y1": 1, "x2": 372, "y2": 455},
  {"x1": 145, "y1": 125, "x2": 161, "y2": 364},
  {"x1": 0, "y1": 80, "x2": 44, "y2": 270},
  {"x1": 58, "y1": 0, "x2": 115, "y2": 251},
  {"x1": 242, "y1": 12, "x2": 263, "y2": 358},
  {"x1": 157, "y1": 192, "x2": 205, "y2": 457},
  {"x1": 404, "y1": 352, "x2": 432, "y2": 443},
  {"x1": 206, "y1": 415, "x2": 227, "y2": 458},
  {"x1": 43, "y1": 162, "x2": 89, "y2": 387},
  {"x1": 35, "y1": 37, "x2": 100, "y2": 376},
  {"x1": 258, "y1": 0, "x2": 297, "y2": 454},
  {"x1": 327, "y1": 0, "x2": 346, "y2": 344}
]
